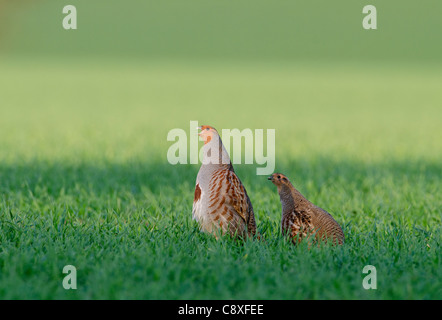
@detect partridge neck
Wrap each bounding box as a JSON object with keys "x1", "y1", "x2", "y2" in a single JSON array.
[
  {"x1": 279, "y1": 185, "x2": 295, "y2": 216},
  {"x1": 201, "y1": 137, "x2": 231, "y2": 170},
  {"x1": 279, "y1": 184, "x2": 309, "y2": 215}
]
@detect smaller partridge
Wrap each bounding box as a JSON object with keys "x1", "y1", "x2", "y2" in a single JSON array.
[
  {"x1": 269, "y1": 173, "x2": 344, "y2": 245},
  {"x1": 192, "y1": 125, "x2": 259, "y2": 239}
]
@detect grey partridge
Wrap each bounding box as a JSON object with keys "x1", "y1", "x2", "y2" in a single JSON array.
[
  {"x1": 192, "y1": 125, "x2": 258, "y2": 239},
  {"x1": 269, "y1": 173, "x2": 344, "y2": 245}
]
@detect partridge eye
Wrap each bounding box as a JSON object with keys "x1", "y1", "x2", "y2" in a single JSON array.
[
  {"x1": 277, "y1": 175, "x2": 281, "y2": 179},
  {"x1": 206, "y1": 128, "x2": 209, "y2": 131}
]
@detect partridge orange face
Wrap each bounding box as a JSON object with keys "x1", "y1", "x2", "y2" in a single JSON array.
[
  {"x1": 198, "y1": 125, "x2": 218, "y2": 144},
  {"x1": 268, "y1": 173, "x2": 290, "y2": 186}
]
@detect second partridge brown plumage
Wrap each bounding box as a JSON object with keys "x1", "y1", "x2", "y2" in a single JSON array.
[
  {"x1": 192, "y1": 125, "x2": 258, "y2": 239},
  {"x1": 269, "y1": 173, "x2": 344, "y2": 245}
]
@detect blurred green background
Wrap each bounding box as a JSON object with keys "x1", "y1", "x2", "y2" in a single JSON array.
[
  {"x1": 2, "y1": 0, "x2": 442, "y2": 62},
  {"x1": 0, "y1": 0, "x2": 441, "y2": 299},
  {"x1": 1, "y1": 0, "x2": 441, "y2": 163}
]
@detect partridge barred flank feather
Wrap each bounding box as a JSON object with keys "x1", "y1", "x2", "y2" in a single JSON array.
[
  {"x1": 269, "y1": 173, "x2": 345, "y2": 245},
  {"x1": 192, "y1": 125, "x2": 259, "y2": 239}
]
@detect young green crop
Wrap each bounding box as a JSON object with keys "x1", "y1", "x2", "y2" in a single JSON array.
[{"x1": 0, "y1": 60, "x2": 440, "y2": 299}]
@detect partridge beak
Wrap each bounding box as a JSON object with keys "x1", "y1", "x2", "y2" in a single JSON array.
[{"x1": 267, "y1": 176, "x2": 273, "y2": 181}]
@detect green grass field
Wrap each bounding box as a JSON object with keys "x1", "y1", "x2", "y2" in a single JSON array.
[{"x1": 0, "y1": 59, "x2": 440, "y2": 299}]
